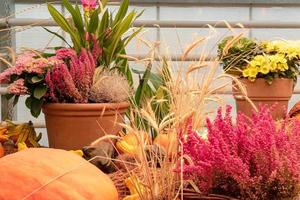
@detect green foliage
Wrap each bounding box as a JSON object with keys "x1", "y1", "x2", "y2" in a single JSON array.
[
  {"x1": 46, "y1": 0, "x2": 143, "y2": 84},
  {"x1": 130, "y1": 58, "x2": 171, "y2": 137},
  {"x1": 218, "y1": 36, "x2": 259, "y2": 74}
]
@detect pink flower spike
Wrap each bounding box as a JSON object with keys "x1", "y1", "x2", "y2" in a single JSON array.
[{"x1": 81, "y1": 0, "x2": 97, "y2": 10}]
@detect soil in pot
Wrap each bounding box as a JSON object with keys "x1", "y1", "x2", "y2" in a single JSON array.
[
  {"x1": 232, "y1": 78, "x2": 293, "y2": 119},
  {"x1": 42, "y1": 102, "x2": 129, "y2": 150}
]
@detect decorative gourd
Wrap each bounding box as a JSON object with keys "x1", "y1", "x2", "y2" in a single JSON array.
[
  {"x1": 289, "y1": 102, "x2": 300, "y2": 120},
  {"x1": 0, "y1": 143, "x2": 4, "y2": 158},
  {"x1": 0, "y1": 148, "x2": 118, "y2": 200},
  {"x1": 154, "y1": 132, "x2": 177, "y2": 157}
]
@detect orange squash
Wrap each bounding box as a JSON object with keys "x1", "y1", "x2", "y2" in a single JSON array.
[
  {"x1": 0, "y1": 143, "x2": 4, "y2": 158},
  {"x1": 0, "y1": 148, "x2": 118, "y2": 200},
  {"x1": 154, "y1": 132, "x2": 178, "y2": 157}
]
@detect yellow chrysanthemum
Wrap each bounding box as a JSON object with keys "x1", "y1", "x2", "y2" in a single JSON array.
[
  {"x1": 242, "y1": 68, "x2": 250, "y2": 77},
  {"x1": 250, "y1": 55, "x2": 267, "y2": 68},
  {"x1": 248, "y1": 67, "x2": 259, "y2": 78},
  {"x1": 263, "y1": 40, "x2": 300, "y2": 59},
  {"x1": 259, "y1": 65, "x2": 270, "y2": 74}
]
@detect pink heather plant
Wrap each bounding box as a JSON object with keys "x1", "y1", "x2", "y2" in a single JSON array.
[
  {"x1": 180, "y1": 105, "x2": 300, "y2": 199},
  {"x1": 45, "y1": 48, "x2": 96, "y2": 103}
]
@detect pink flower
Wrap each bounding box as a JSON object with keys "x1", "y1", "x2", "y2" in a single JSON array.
[
  {"x1": 179, "y1": 105, "x2": 300, "y2": 199},
  {"x1": 7, "y1": 79, "x2": 28, "y2": 95},
  {"x1": 0, "y1": 67, "x2": 18, "y2": 83},
  {"x1": 81, "y1": 0, "x2": 97, "y2": 10},
  {"x1": 45, "y1": 48, "x2": 96, "y2": 103},
  {"x1": 15, "y1": 51, "x2": 36, "y2": 68},
  {"x1": 55, "y1": 48, "x2": 77, "y2": 60}
]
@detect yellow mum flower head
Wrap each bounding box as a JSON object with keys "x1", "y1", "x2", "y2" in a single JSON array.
[
  {"x1": 242, "y1": 68, "x2": 250, "y2": 77},
  {"x1": 250, "y1": 55, "x2": 267, "y2": 68},
  {"x1": 259, "y1": 65, "x2": 270, "y2": 74},
  {"x1": 277, "y1": 63, "x2": 289, "y2": 71},
  {"x1": 267, "y1": 54, "x2": 288, "y2": 72},
  {"x1": 248, "y1": 67, "x2": 259, "y2": 78}
]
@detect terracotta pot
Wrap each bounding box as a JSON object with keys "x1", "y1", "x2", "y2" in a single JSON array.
[
  {"x1": 232, "y1": 78, "x2": 293, "y2": 119},
  {"x1": 42, "y1": 102, "x2": 129, "y2": 150}
]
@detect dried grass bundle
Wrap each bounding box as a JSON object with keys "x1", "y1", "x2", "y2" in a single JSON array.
[{"x1": 104, "y1": 29, "x2": 249, "y2": 200}]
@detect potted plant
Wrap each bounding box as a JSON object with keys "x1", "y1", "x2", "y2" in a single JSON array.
[
  {"x1": 0, "y1": 0, "x2": 141, "y2": 150},
  {"x1": 180, "y1": 105, "x2": 300, "y2": 200},
  {"x1": 218, "y1": 36, "x2": 300, "y2": 119}
]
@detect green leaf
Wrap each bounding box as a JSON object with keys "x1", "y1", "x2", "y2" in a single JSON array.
[
  {"x1": 30, "y1": 76, "x2": 44, "y2": 84},
  {"x1": 62, "y1": 0, "x2": 85, "y2": 36},
  {"x1": 47, "y1": 3, "x2": 72, "y2": 33},
  {"x1": 135, "y1": 64, "x2": 152, "y2": 106},
  {"x1": 47, "y1": 3, "x2": 81, "y2": 51},
  {"x1": 113, "y1": 0, "x2": 129, "y2": 26},
  {"x1": 25, "y1": 97, "x2": 32, "y2": 109},
  {"x1": 123, "y1": 26, "x2": 143, "y2": 47},
  {"x1": 30, "y1": 98, "x2": 44, "y2": 118},
  {"x1": 33, "y1": 85, "x2": 47, "y2": 99},
  {"x1": 107, "y1": 11, "x2": 136, "y2": 63},
  {"x1": 88, "y1": 8, "x2": 100, "y2": 33},
  {"x1": 98, "y1": 10, "x2": 109, "y2": 38}
]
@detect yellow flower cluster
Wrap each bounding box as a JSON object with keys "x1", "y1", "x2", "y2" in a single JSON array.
[
  {"x1": 242, "y1": 54, "x2": 288, "y2": 80},
  {"x1": 263, "y1": 40, "x2": 300, "y2": 59}
]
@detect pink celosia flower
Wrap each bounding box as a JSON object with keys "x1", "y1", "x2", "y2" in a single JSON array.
[
  {"x1": 45, "y1": 48, "x2": 96, "y2": 103},
  {"x1": 7, "y1": 79, "x2": 28, "y2": 95},
  {"x1": 55, "y1": 48, "x2": 77, "y2": 60},
  {"x1": 179, "y1": 105, "x2": 300, "y2": 199},
  {"x1": 81, "y1": 0, "x2": 97, "y2": 10}
]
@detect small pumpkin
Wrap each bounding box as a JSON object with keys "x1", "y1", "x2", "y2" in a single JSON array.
[
  {"x1": 116, "y1": 131, "x2": 149, "y2": 155},
  {"x1": 0, "y1": 143, "x2": 4, "y2": 158},
  {"x1": 0, "y1": 148, "x2": 118, "y2": 200},
  {"x1": 154, "y1": 132, "x2": 178, "y2": 157},
  {"x1": 289, "y1": 102, "x2": 300, "y2": 120}
]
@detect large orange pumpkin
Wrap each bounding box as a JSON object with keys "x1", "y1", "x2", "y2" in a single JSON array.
[
  {"x1": 0, "y1": 143, "x2": 4, "y2": 158},
  {"x1": 0, "y1": 148, "x2": 118, "y2": 200}
]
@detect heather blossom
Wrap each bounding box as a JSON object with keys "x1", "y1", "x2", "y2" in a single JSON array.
[
  {"x1": 45, "y1": 48, "x2": 97, "y2": 103},
  {"x1": 180, "y1": 105, "x2": 300, "y2": 199}
]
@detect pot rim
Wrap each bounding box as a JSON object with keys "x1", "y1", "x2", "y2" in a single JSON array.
[{"x1": 42, "y1": 101, "x2": 129, "y2": 111}]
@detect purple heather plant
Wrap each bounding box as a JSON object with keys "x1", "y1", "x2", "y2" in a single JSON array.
[{"x1": 180, "y1": 105, "x2": 300, "y2": 200}]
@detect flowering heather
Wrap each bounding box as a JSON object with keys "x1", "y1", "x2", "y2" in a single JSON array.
[
  {"x1": 7, "y1": 79, "x2": 28, "y2": 95},
  {"x1": 45, "y1": 48, "x2": 96, "y2": 103},
  {"x1": 180, "y1": 106, "x2": 300, "y2": 199}
]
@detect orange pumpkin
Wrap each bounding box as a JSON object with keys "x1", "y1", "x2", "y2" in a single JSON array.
[
  {"x1": 289, "y1": 102, "x2": 300, "y2": 120},
  {"x1": 154, "y1": 132, "x2": 178, "y2": 157},
  {"x1": 0, "y1": 143, "x2": 4, "y2": 158},
  {"x1": 0, "y1": 148, "x2": 118, "y2": 200}
]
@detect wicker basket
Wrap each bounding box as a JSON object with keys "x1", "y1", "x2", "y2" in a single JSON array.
[{"x1": 108, "y1": 170, "x2": 237, "y2": 200}]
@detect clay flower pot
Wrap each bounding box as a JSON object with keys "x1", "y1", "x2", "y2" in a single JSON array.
[
  {"x1": 42, "y1": 102, "x2": 129, "y2": 150},
  {"x1": 232, "y1": 78, "x2": 293, "y2": 119}
]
